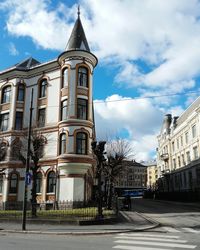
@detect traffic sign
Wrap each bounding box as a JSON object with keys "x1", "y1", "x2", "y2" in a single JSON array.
[{"x1": 26, "y1": 172, "x2": 32, "y2": 185}]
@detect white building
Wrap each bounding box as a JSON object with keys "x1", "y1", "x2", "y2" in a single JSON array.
[
  {"x1": 157, "y1": 98, "x2": 200, "y2": 197},
  {"x1": 0, "y1": 13, "x2": 97, "y2": 209}
]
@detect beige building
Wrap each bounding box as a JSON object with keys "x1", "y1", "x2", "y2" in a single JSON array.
[
  {"x1": 115, "y1": 160, "x2": 147, "y2": 195},
  {"x1": 0, "y1": 13, "x2": 97, "y2": 209},
  {"x1": 157, "y1": 97, "x2": 200, "y2": 195},
  {"x1": 145, "y1": 161, "x2": 158, "y2": 190}
]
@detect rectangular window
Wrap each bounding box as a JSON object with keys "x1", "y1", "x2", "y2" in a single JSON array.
[
  {"x1": 185, "y1": 132, "x2": 189, "y2": 144},
  {"x1": 182, "y1": 154, "x2": 185, "y2": 166},
  {"x1": 77, "y1": 98, "x2": 88, "y2": 120},
  {"x1": 196, "y1": 169, "x2": 200, "y2": 184},
  {"x1": 38, "y1": 108, "x2": 46, "y2": 127},
  {"x1": 192, "y1": 124, "x2": 197, "y2": 138},
  {"x1": 15, "y1": 112, "x2": 23, "y2": 130},
  {"x1": 193, "y1": 146, "x2": 198, "y2": 160},
  {"x1": 177, "y1": 138, "x2": 179, "y2": 149},
  {"x1": 178, "y1": 156, "x2": 181, "y2": 167},
  {"x1": 186, "y1": 151, "x2": 191, "y2": 164},
  {"x1": 61, "y1": 100, "x2": 67, "y2": 121},
  {"x1": 0, "y1": 113, "x2": 9, "y2": 131},
  {"x1": 173, "y1": 159, "x2": 176, "y2": 169},
  {"x1": 180, "y1": 136, "x2": 183, "y2": 146},
  {"x1": 172, "y1": 141, "x2": 175, "y2": 151},
  {"x1": 184, "y1": 172, "x2": 187, "y2": 186}
]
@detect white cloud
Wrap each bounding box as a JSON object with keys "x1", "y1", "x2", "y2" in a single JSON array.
[
  {"x1": 8, "y1": 42, "x2": 19, "y2": 56},
  {"x1": 2, "y1": 0, "x2": 200, "y2": 160},
  {"x1": 1, "y1": 0, "x2": 200, "y2": 92},
  {"x1": 168, "y1": 106, "x2": 184, "y2": 117},
  {"x1": 0, "y1": 0, "x2": 75, "y2": 50},
  {"x1": 94, "y1": 94, "x2": 163, "y2": 161}
]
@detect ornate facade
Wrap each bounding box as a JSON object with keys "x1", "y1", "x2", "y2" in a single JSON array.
[
  {"x1": 157, "y1": 98, "x2": 200, "y2": 198},
  {"x1": 0, "y1": 14, "x2": 97, "y2": 208}
]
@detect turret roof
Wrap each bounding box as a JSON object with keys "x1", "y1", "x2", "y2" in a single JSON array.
[{"x1": 65, "y1": 15, "x2": 90, "y2": 52}]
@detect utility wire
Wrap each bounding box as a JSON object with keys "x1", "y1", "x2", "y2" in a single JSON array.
[{"x1": 45, "y1": 90, "x2": 200, "y2": 108}]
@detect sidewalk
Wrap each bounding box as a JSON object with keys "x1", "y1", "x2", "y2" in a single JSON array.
[
  {"x1": 154, "y1": 199, "x2": 200, "y2": 209},
  {"x1": 0, "y1": 211, "x2": 159, "y2": 235}
]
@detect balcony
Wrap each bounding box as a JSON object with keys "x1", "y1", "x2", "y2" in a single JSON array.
[{"x1": 160, "y1": 153, "x2": 169, "y2": 161}]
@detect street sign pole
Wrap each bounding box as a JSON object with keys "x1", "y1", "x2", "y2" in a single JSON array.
[{"x1": 22, "y1": 88, "x2": 34, "y2": 231}]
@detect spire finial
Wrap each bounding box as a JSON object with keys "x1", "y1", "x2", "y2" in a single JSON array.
[{"x1": 77, "y1": 5, "x2": 80, "y2": 18}]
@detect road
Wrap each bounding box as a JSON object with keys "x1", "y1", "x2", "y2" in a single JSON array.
[
  {"x1": 0, "y1": 198, "x2": 200, "y2": 249},
  {"x1": 0, "y1": 229, "x2": 200, "y2": 250},
  {"x1": 132, "y1": 197, "x2": 200, "y2": 227}
]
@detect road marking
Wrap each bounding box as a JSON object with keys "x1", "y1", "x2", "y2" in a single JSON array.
[
  {"x1": 182, "y1": 228, "x2": 200, "y2": 233},
  {"x1": 119, "y1": 233, "x2": 180, "y2": 238},
  {"x1": 114, "y1": 240, "x2": 196, "y2": 249},
  {"x1": 162, "y1": 226, "x2": 181, "y2": 233},
  {"x1": 113, "y1": 246, "x2": 173, "y2": 250},
  {"x1": 115, "y1": 236, "x2": 187, "y2": 243}
]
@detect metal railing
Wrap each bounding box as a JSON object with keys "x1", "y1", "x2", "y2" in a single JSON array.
[{"x1": 0, "y1": 201, "x2": 117, "y2": 221}]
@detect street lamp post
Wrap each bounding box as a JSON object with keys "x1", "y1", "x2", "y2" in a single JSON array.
[{"x1": 22, "y1": 88, "x2": 34, "y2": 231}]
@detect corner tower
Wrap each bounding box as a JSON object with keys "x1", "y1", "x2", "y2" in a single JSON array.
[{"x1": 57, "y1": 10, "x2": 97, "y2": 203}]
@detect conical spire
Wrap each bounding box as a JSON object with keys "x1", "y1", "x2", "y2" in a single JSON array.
[{"x1": 65, "y1": 7, "x2": 90, "y2": 52}]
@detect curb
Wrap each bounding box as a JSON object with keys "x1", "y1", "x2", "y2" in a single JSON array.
[
  {"x1": 0, "y1": 212, "x2": 160, "y2": 236},
  {"x1": 0, "y1": 223, "x2": 159, "y2": 236},
  {"x1": 0, "y1": 229, "x2": 133, "y2": 236},
  {"x1": 135, "y1": 211, "x2": 160, "y2": 228}
]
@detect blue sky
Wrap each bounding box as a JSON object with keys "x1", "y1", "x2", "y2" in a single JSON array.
[{"x1": 1, "y1": 0, "x2": 200, "y2": 161}]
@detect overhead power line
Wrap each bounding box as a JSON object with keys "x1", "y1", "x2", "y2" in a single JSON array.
[{"x1": 46, "y1": 90, "x2": 200, "y2": 108}]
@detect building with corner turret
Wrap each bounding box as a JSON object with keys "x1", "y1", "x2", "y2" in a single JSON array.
[
  {"x1": 0, "y1": 11, "x2": 97, "y2": 209},
  {"x1": 157, "y1": 97, "x2": 200, "y2": 200}
]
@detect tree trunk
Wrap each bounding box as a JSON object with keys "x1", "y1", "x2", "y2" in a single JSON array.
[
  {"x1": 107, "y1": 180, "x2": 113, "y2": 210},
  {"x1": 31, "y1": 169, "x2": 37, "y2": 217}
]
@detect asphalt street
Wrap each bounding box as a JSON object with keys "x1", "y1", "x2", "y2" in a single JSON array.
[
  {"x1": 132, "y1": 197, "x2": 200, "y2": 227},
  {"x1": 0, "y1": 228, "x2": 200, "y2": 250},
  {"x1": 0, "y1": 198, "x2": 200, "y2": 249}
]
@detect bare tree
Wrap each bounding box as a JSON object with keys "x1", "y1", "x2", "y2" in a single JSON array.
[
  {"x1": 11, "y1": 131, "x2": 47, "y2": 217},
  {"x1": 103, "y1": 138, "x2": 134, "y2": 209}
]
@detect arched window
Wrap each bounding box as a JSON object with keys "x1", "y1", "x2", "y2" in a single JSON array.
[
  {"x1": 59, "y1": 133, "x2": 66, "y2": 154},
  {"x1": 77, "y1": 98, "x2": 88, "y2": 120},
  {"x1": 39, "y1": 79, "x2": 47, "y2": 98},
  {"x1": 47, "y1": 171, "x2": 56, "y2": 193},
  {"x1": 15, "y1": 111, "x2": 23, "y2": 130},
  {"x1": 78, "y1": 66, "x2": 88, "y2": 87},
  {"x1": 2, "y1": 85, "x2": 11, "y2": 104},
  {"x1": 62, "y1": 68, "x2": 68, "y2": 88},
  {"x1": 0, "y1": 113, "x2": 9, "y2": 131},
  {"x1": 76, "y1": 132, "x2": 88, "y2": 155},
  {"x1": 61, "y1": 99, "x2": 67, "y2": 121},
  {"x1": 9, "y1": 173, "x2": 18, "y2": 194},
  {"x1": 36, "y1": 172, "x2": 42, "y2": 193},
  {"x1": 17, "y1": 84, "x2": 25, "y2": 101}
]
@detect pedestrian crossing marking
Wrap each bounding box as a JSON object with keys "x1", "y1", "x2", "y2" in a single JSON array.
[
  {"x1": 162, "y1": 226, "x2": 180, "y2": 233},
  {"x1": 156, "y1": 227, "x2": 200, "y2": 234},
  {"x1": 115, "y1": 236, "x2": 187, "y2": 243},
  {"x1": 114, "y1": 239, "x2": 196, "y2": 249},
  {"x1": 119, "y1": 233, "x2": 180, "y2": 238},
  {"x1": 182, "y1": 228, "x2": 200, "y2": 233},
  {"x1": 113, "y1": 246, "x2": 173, "y2": 250}
]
